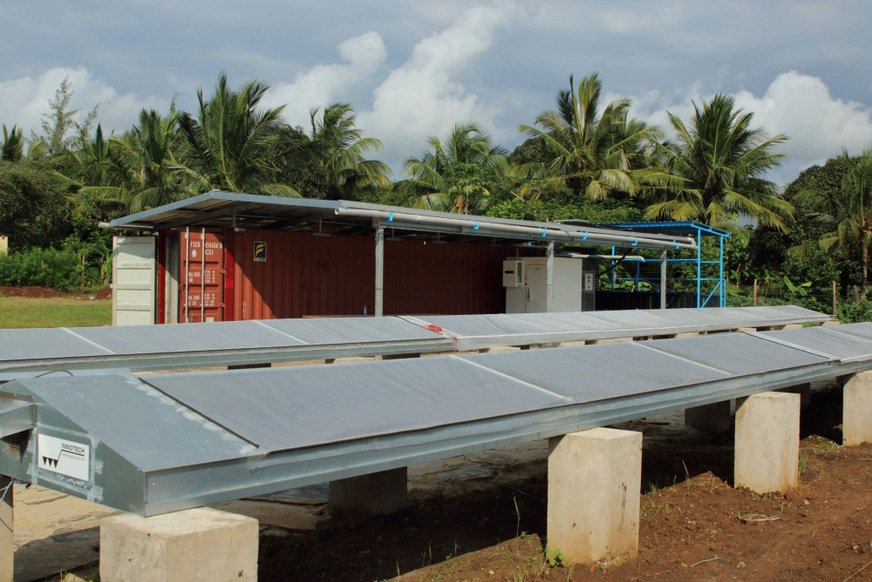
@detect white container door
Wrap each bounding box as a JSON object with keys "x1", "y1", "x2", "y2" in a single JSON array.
[{"x1": 112, "y1": 236, "x2": 156, "y2": 326}]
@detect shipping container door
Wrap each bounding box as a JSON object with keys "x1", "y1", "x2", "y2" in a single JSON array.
[
  {"x1": 180, "y1": 230, "x2": 225, "y2": 323},
  {"x1": 112, "y1": 236, "x2": 156, "y2": 326}
]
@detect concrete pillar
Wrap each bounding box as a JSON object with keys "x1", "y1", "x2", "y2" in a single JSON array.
[
  {"x1": 779, "y1": 383, "x2": 811, "y2": 407},
  {"x1": 685, "y1": 400, "x2": 731, "y2": 435},
  {"x1": 547, "y1": 428, "x2": 642, "y2": 566},
  {"x1": 735, "y1": 392, "x2": 800, "y2": 494},
  {"x1": 479, "y1": 346, "x2": 521, "y2": 353},
  {"x1": 326, "y1": 356, "x2": 377, "y2": 364},
  {"x1": 589, "y1": 337, "x2": 630, "y2": 345},
  {"x1": 329, "y1": 467, "x2": 407, "y2": 515},
  {"x1": 0, "y1": 476, "x2": 11, "y2": 582},
  {"x1": 844, "y1": 371, "x2": 872, "y2": 446},
  {"x1": 100, "y1": 507, "x2": 258, "y2": 582}
]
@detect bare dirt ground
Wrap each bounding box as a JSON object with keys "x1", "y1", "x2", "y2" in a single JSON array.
[
  {"x1": 27, "y1": 416, "x2": 872, "y2": 582},
  {"x1": 254, "y1": 383, "x2": 872, "y2": 582}
]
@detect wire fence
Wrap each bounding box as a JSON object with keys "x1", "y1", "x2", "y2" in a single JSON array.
[{"x1": 729, "y1": 280, "x2": 872, "y2": 322}]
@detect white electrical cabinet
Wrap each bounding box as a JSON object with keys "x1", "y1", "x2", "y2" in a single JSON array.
[{"x1": 503, "y1": 257, "x2": 596, "y2": 313}]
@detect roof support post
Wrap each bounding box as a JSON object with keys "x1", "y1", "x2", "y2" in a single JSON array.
[
  {"x1": 719, "y1": 235, "x2": 725, "y2": 307},
  {"x1": 329, "y1": 467, "x2": 408, "y2": 515},
  {"x1": 1, "y1": 475, "x2": 11, "y2": 582},
  {"x1": 374, "y1": 224, "x2": 384, "y2": 317},
  {"x1": 696, "y1": 229, "x2": 702, "y2": 308},
  {"x1": 546, "y1": 241, "x2": 555, "y2": 313},
  {"x1": 660, "y1": 249, "x2": 668, "y2": 310}
]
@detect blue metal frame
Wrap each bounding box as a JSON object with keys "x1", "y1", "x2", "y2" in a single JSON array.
[{"x1": 601, "y1": 222, "x2": 730, "y2": 308}]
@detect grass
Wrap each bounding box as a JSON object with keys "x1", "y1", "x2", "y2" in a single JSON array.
[{"x1": 0, "y1": 296, "x2": 112, "y2": 329}]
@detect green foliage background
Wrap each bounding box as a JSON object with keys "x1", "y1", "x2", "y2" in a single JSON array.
[{"x1": 0, "y1": 73, "x2": 870, "y2": 322}]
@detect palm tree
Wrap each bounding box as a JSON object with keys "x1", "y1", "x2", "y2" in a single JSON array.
[
  {"x1": 109, "y1": 108, "x2": 196, "y2": 212},
  {"x1": 800, "y1": 150, "x2": 872, "y2": 297},
  {"x1": 177, "y1": 73, "x2": 297, "y2": 196},
  {"x1": 402, "y1": 122, "x2": 508, "y2": 213},
  {"x1": 71, "y1": 124, "x2": 115, "y2": 187},
  {"x1": 308, "y1": 103, "x2": 391, "y2": 200},
  {"x1": 1, "y1": 125, "x2": 24, "y2": 162},
  {"x1": 647, "y1": 94, "x2": 791, "y2": 231},
  {"x1": 518, "y1": 73, "x2": 666, "y2": 202}
]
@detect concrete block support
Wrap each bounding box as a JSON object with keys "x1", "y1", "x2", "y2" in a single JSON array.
[
  {"x1": 1, "y1": 476, "x2": 11, "y2": 582},
  {"x1": 685, "y1": 400, "x2": 731, "y2": 434},
  {"x1": 780, "y1": 383, "x2": 811, "y2": 407},
  {"x1": 100, "y1": 507, "x2": 258, "y2": 582},
  {"x1": 735, "y1": 392, "x2": 800, "y2": 494},
  {"x1": 844, "y1": 371, "x2": 872, "y2": 446},
  {"x1": 329, "y1": 467, "x2": 407, "y2": 515},
  {"x1": 547, "y1": 428, "x2": 642, "y2": 566}
]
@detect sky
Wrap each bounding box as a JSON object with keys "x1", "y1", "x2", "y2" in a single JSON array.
[{"x1": 2, "y1": 0, "x2": 872, "y2": 185}]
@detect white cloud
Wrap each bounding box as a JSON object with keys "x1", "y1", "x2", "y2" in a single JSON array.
[
  {"x1": 0, "y1": 67, "x2": 162, "y2": 142},
  {"x1": 734, "y1": 71, "x2": 872, "y2": 160},
  {"x1": 263, "y1": 32, "x2": 389, "y2": 129},
  {"x1": 359, "y1": 1, "x2": 523, "y2": 173},
  {"x1": 629, "y1": 72, "x2": 872, "y2": 184}
]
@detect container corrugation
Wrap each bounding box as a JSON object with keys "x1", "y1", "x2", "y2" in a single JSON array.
[
  {"x1": 383, "y1": 239, "x2": 514, "y2": 315},
  {"x1": 229, "y1": 230, "x2": 376, "y2": 319},
  {"x1": 172, "y1": 229, "x2": 542, "y2": 320}
]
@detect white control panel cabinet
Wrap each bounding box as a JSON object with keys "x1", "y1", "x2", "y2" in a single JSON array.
[{"x1": 503, "y1": 257, "x2": 596, "y2": 313}]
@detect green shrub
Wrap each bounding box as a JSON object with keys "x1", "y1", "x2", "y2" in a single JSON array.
[
  {"x1": 836, "y1": 299, "x2": 872, "y2": 323},
  {"x1": 0, "y1": 247, "x2": 80, "y2": 291}
]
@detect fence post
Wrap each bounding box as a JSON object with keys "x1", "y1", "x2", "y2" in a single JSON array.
[
  {"x1": 833, "y1": 281, "x2": 837, "y2": 316},
  {"x1": 753, "y1": 279, "x2": 758, "y2": 306}
]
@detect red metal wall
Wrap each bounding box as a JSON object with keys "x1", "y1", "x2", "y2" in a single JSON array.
[
  {"x1": 229, "y1": 230, "x2": 375, "y2": 319},
  {"x1": 221, "y1": 229, "x2": 532, "y2": 319},
  {"x1": 383, "y1": 239, "x2": 513, "y2": 315}
]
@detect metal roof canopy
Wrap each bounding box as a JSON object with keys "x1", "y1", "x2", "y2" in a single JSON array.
[
  {"x1": 0, "y1": 306, "x2": 831, "y2": 379},
  {"x1": 589, "y1": 221, "x2": 731, "y2": 308},
  {"x1": 103, "y1": 191, "x2": 697, "y2": 250},
  {"x1": 0, "y1": 321, "x2": 868, "y2": 516},
  {"x1": 105, "y1": 192, "x2": 708, "y2": 316}
]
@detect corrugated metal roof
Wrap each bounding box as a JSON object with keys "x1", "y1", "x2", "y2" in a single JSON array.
[
  {"x1": 103, "y1": 191, "x2": 697, "y2": 250},
  {"x1": 591, "y1": 221, "x2": 731, "y2": 238}
]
